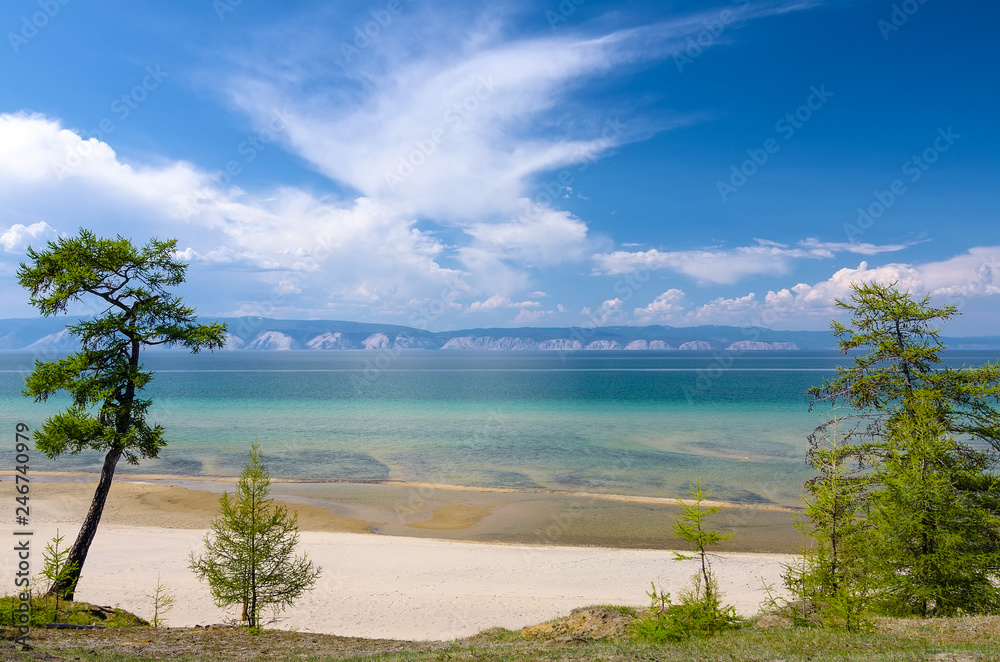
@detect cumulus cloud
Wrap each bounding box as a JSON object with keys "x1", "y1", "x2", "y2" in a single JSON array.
[
  {"x1": 512, "y1": 308, "x2": 554, "y2": 325},
  {"x1": 466, "y1": 295, "x2": 555, "y2": 325},
  {"x1": 0, "y1": 221, "x2": 60, "y2": 252},
  {"x1": 0, "y1": 113, "x2": 465, "y2": 318},
  {"x1": 172, "y1": 245, "x2": 283, "y2": 270},
  {"x1": 463, "y1": 206, "x2": 591, "y2": 267},
  {"x1": 582, "y1": 297, "x2": 626, "y2": 325},
  {"x1": 776, "y1": 250, "x2": 1000, "y2": 312},
  {"x1": 0, "y1": 2, "x2": 888, "y2": 325},
  {"x1": 467, "y1": 294, "x2": 541, "y2": 312},
  {"x1": 686, "y1": 293, "x2": 761, "y2": 325},
  {"x1": 0, "y1": 113, "x2": 207, "y2": 229},
  {"x1": 664, "y1": 248, "x2": 1000, "y2": 327},
  {"x1": 918, "y1": 247, "x2": 1000, "y2": 298},
  {"x1": 634, "y1": 288, "x2": 690, "y2": 324}
]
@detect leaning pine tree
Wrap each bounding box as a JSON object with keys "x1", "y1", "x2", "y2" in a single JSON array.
[
  {"x1": 17, "y1": 229, "x2": 227, "y2": 600},
  {"x1": 190, "y1": 441, "x2": 321, "y2": 630}
]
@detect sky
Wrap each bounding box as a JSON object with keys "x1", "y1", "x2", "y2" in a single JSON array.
[{"x1": 0, "y1": 0, "x2": 997, "y2": 334}]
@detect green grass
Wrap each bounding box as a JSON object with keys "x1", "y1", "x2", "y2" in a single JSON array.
[
  {"x1": 362, "y1": 622, "x2": 1000, "y2": 662},
  {"x1": 5, "y1": 616, "x2": 999, "y2": 661},
  {"x1": 0, "y1": 594, "x2": 146, "y2": 629}
]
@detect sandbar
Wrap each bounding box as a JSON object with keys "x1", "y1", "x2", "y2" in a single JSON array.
[{"x1": 0, "y1": 477, "x2": 801, "y2": 640}]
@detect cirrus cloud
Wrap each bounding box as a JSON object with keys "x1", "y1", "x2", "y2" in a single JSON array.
[{"x1": 593, "y1": 237, "x2": 919, "y2": 285}]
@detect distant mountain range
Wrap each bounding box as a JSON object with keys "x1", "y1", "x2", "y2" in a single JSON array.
[{"x1": 2, "y1": 317, "x2": 999, "y2": 352}]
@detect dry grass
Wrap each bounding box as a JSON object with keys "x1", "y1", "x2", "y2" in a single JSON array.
[{"x1": 4, "y1": 611, "x2": 1000, "y2": 661}]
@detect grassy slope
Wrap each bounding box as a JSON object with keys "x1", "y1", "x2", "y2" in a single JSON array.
[{"x1": 4, "y1": 615, "x2": 999, "y2": 661}]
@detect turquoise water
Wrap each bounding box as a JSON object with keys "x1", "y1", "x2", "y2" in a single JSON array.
[{"x1": 4, "y1": 350, "x2": 997, "y2": 507}]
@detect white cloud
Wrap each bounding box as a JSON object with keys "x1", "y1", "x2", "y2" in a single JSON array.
[
  {"x1": 0, "y1": 113, "x2": 466, "y2": 318},
  {"x1": 634, "y1": 288, "x2": 690, "y2": 324},
  {"x1": 0, "y1": 221, "x2": 60, "y2": 252},
  {"x1": 0, "y1": 2, "x2": 894, "y2": 326},
  {"x1": 224, "y1": 22, "x2": 673, "y2": 221},
  {"x1": 780, "y1": 249, "x2": 1000, "y2": 309},
  {"x1": 217, "y1": 4, "x2": 819, "y2": 283},
  {"x1": 467, "y1": 294, "x2": 541, "y2": 312},
  {"x1": 686, "y1": 293, "x2": 761, "y2": 325},
  {"x1": 274, "y1": 279, "x2": 302, "y2": 296},
  {"x1": 467, "y1": 294, "x2": 512, "y2": 312},
  {"x1": 593, "y1": 238, "x2": 917, "y2": 284},
  {"x1": 768, "y1": 261, "x2": 924, "y2": 318},
  {"x1": 463, "y1": 206, "x2": 591, "y2": 267},
  {"x1": 593, "y1": 241, "x2": 809, "y2": 284},
  {"x1": 450, "y1": 246, "x2": 532, "y2": 300},
  {"x1": 670, "y1": 248, "x2": 1000, "y2": 327},
  {"x1": 920, "y1": 247, "x2": 1000, "y2": 298},
  {"x1": 582, "y1": 297, "x2": 625, "y2": 325},
  {"x1": 173, "y1": 245, "x2": 282, "y2": 270},
  {"x1": 797, "y1": 237, "x2": 921, "y2": 258},
  {"x1": 0, "y1": 113, "x2": 207, "y2": 230},
  {"x1": 512, "y1": 308, "x2": 553, "y2": 325}
]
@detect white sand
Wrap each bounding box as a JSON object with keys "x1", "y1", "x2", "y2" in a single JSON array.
[{"x1": 2, "y1": 523, "x2": 793, "y2": 641}]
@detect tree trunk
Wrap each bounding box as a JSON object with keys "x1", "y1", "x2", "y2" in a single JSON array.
[{"x1": 48, "y1": 445, "x2": 123, "y2": 600}]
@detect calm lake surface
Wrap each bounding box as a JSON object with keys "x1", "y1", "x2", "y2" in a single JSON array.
[{"x1": 3, "y1": 350, "x2": 997, "y2": 507}]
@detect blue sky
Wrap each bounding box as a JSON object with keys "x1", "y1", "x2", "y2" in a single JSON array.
[{"x1": 1, "y1": 0, "x2": 997, "y2": 333}]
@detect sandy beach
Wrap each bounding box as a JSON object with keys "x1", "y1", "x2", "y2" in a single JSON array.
[{"x1": 2, "y1": 477, "x2": 799, "y2": 640}]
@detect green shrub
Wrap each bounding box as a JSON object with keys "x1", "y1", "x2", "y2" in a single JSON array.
[
  {"x1": 631, "y1": 481, "x2": 743, "y2": 642},
  {"x1": 0, "y1": 594, "x2": 146, "y2": 628},
  {"x1": 631, "y1": 580, "x2": 742, "y2": 642}
]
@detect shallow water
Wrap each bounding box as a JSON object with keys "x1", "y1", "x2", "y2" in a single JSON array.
[{"x1": 4, "y1": 350, "x2": 996, "y2": 507}]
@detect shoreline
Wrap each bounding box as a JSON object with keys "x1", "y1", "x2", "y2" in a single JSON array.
[
  {"x1": 2, "y1": 523, "x2": 796, "y2": 640},
  {"x1": 5, "y1": 470, "x2": 803, "y2": 513},
  {"x1": 4, "y1": 470, "x2": 804, "y2": 639},
  {"x1": 19, "y1": 475, "x2": 805, "y2": 553}
]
